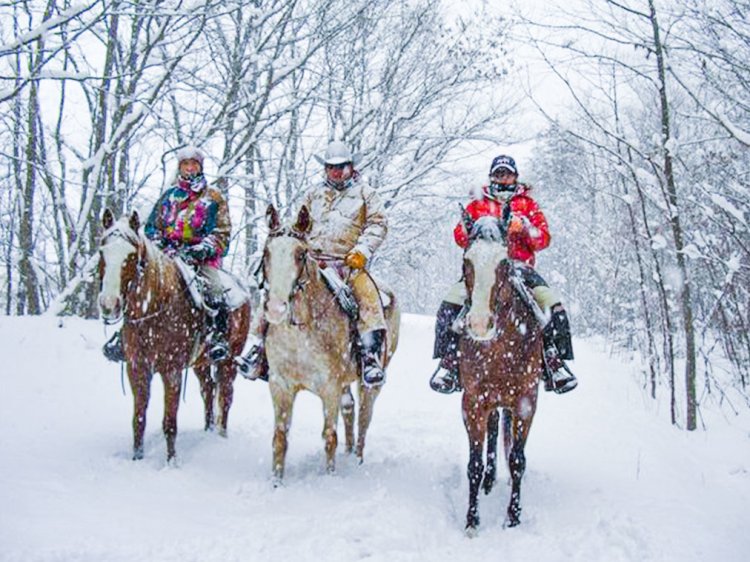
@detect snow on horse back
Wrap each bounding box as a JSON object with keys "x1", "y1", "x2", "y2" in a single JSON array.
[{"x1": 260, "y1": 204, "x2": 400, "y2": 483}]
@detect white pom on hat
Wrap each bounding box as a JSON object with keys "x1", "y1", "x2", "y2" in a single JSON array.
[{"x1": 176, "y1": 145, "x2": 205, "y2": 167}]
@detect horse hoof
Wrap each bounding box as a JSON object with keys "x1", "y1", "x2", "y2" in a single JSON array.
[
  {"x1": 504, "y1": 515, "x2": 521, "y2": 528},
  {"x1": 132, "y1": 448, "x2": 144, "y2": 461},
  {"x1": 465, "y1": 525, "x2": 479, "y2": 538}
]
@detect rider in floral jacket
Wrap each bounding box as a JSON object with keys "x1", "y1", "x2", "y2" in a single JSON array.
[
  {"x1": 429, "y1": 154, "x2": 578, "y2": 395},
  {"x1": 103, "y1": 146, "x2": 232, "y2": 363}
]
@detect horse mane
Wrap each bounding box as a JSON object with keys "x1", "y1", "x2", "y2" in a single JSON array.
[{"x1": 470, "y1": 216, "x2": 506, "y2": 243}]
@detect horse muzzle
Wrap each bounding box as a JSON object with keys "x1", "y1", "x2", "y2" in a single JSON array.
[
  {"x1": 467, "y1": 312, "x2": 497, "y2": 341},
  {"x1": 265, "y1": 297, "x2": 289, "y2": 325},
  {"x1": 99, "y1": 294, "x2": 123, "y2": 324}
]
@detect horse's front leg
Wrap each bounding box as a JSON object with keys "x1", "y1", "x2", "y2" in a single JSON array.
[
  {"x1": 506, "y1": 413, "x2": 532, "y2": 527},
  {"x1": 355, "y1": 383, "x2": 381, "y2": 463},
  {"x1": 127, "y1": 363, "x2": 151, "y2": 460},
  {"x1": 463, "y1": 393, "x2": 489, "y2": 535},
  {"x1": 322, "y1": 391, "x2": 340, "y2": 474},
  {"x1": 194, "y1": 363, "x2": 215, "y2": 432},
  {"x1": 270, "y1": 383, "x2": 295, "y2": 484},
  {"x1": 341, "y1": 386, "x2": 355, "y2": 454},
  {"x1": 483, "y1": 408, "x2": 500, "y2": 495},
  {"x1": 162, "y1": 372, "x2": 183, "y2": 462}
]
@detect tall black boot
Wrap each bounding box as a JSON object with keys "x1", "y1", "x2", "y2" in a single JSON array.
[
  {"x1": 207, "y1": 301, "x2": 230, "y2": 362},
  {"x1": 542, "y1": 308, "x2": 577, "y2": 394},
  {"x1": 429, "y1": 301, "x2": 463, "y2": 394},
  {"x1": 361, "y1": 329, "x2": 386, "y2": 387}
]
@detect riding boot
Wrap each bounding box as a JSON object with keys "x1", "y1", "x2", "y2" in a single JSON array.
[
  {"x1": 207, "y1": 301, "x2": 230, "y2": 363},
  {"x1": 103, "y1": 330, "x2": 125, "y2": 362},
  {"x1": 360, "y1": 329, "x2": 386, "y2": 387},
  {"x1": 237, "y1": 335, "x2": 269, "y2": 381},
  {"x1": 429, "y1": 301, "x2": 463, "y2": 394},
  {"x1": 541, "y1": 309, "x2": 577, "y2": 394}
]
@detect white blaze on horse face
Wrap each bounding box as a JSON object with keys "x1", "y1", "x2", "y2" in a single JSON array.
[
  {"x1": 265, "y1": 236, "x2": 301, "y2": 325},
  {"x1": 465, "y1": 239, "x2": 507, "y2": 341},
  {"x1": 99, "y1": 230, "x2": 137, "y2": 319}
]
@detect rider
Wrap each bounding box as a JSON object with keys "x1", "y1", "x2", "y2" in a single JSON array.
[
  {"x1": 429, "y1": 154, "x2": 578, "y2": 395},
  {"x1": 102, "y1": 146, "x2": 232, "y2": 363},
  {"x1": 240, "y1": 140, "x2": 389, "y2": 387}
]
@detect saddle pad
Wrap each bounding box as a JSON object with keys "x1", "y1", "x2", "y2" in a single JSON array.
[{"x1": 173, "y1": 258, "x2": 249, "y2": 311}]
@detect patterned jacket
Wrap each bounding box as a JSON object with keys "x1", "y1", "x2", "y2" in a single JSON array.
[
  {"x1": 302, "y1": 173, "x2": 387, "y2": 262},
  {"x1": 144, "y1": 181, "x2": 231, "y2": 269},
  {"x1": 453, "y1": 183, "x2": 550, "y2": 267}
]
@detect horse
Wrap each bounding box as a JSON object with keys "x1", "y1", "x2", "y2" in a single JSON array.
[
  {"x1": 458, "y1": 212, "x2": 544, "y2": 534},
  {"x1": 260, "y1": 204, "x2": 400, "y2": 483},
  {"x1": 97, "y1": 209, "x2": 251, "y2": 461}
]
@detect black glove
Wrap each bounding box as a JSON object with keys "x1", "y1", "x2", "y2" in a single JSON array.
[{"x1": 183, "y1": 242, "x2": 214, "y2": 264}]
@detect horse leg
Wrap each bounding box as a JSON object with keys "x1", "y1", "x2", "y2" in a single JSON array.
[
  {"x1": 162, "y1": 372, "x2": 182, "y2": 462},
  {"x1": 194, "y1": 363, "x2": 215, "y2": 432},
  {"x1": 322, "y1": 392, "x2": 340, "y2": 474},
  {"x1": 505, "y1": 413, "x2": 533, "y2": 527},
  {"x1": 355, "y1": 383, "x2": 381, "y2": 463},
  {"x1": 463, "y1": 393, "x2": 489, "y2": 533},
  {"x1": 270, "y1": 384, "x2": 295, "y2": 483},
  {"x1": 341, "y1": 386, "x2": 355, "y2": 454},
  {"x1": 502, "y1": 409, "x2": 512, "y2": 465},
  {"x1": 483, "y1": 408, "x2": 500, "y2": 495},
  {"x1": 216, "y1": 362, "x2": 236, "y2": 438},
  {"x1": 128, "y1": 363, "x2": 151, "y2": 460}
]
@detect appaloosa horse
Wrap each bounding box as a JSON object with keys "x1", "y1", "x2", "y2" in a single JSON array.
[
  {"x1": 98, "y1": 209, "x2": 251, "y2": 461},
  {"x1": 459, "y1": 213, "x2": 544, "y2": 534},
  {"x1": 260, "y1": 204, "x2": 400, "y2": 483}
]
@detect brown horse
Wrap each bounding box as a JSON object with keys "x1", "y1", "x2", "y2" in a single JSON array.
[
  {"x1": 459, "y1": 213, "x2": 543, "y2": 534},
  {"x1": 97, "y1": 209, "x2": 251, "y2": 461},
  {"x1": 261, "y1": 204, "x2": 400, "y2": 483}
]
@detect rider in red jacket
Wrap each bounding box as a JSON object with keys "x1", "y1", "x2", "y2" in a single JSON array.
[{"x1": 429, "y1": 154, "x2": 578, "y2": 395}]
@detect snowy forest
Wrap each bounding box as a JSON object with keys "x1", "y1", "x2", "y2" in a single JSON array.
[{"x1": 2, "y1": 0, "x2": 750, "y2": 433}]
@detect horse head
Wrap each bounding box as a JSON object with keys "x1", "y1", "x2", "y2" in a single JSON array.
[
  {"x1": 98, "y1": 208, "x2": 143, "y2": 323},
  {"x1": 262, "y1": 204, "x2": 313, "y2": 325},
  {"x1": 462, "y1": 211, "x2": 511, "y2": 341}
]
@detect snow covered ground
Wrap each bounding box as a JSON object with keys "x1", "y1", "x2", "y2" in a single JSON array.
[{"x1": 1, "y1": 313, "x2": 748, "y2": 562}]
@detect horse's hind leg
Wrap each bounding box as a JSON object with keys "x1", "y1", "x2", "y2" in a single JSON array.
[
  {"x1": 341, "y1": 386, "x2": 355, "y2": 454},
  {"x1": 162, "y1": 372, "x2": 182, "y2": 462},
  {"x1": 482, "y1": 409, "x2": 500, "y2": 495},
  {"x1": 128, "y1": 364, "x2": 151, "y2": 460},
  {"x1": 216, "y1": 362, "x2": 236, "y2": 437},
  {"x1": 355, "y1": 384, "x2": 381, "y2": 463},
  {"x1": 195, "y1": 363, "x2": 215, "y2": 432},
  {"x1": 505, "y1": 413, "x2": 533, "y2": 527}
]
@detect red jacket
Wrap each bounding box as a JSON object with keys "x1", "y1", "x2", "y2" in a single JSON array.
[{"x1": 453, "y1": 184, "x2": 551, "y2": 266}]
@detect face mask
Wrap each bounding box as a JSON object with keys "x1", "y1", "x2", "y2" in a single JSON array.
[
  {"x1": 488, "y1": 182, "x2": 517, "y2": 200},
  {"x1": 179, "y1": 172, "x2": 206, "y2": 192}
]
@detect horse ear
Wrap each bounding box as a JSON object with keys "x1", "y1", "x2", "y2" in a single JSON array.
[
  {"x1": 266, "y1": 204, "x2": 280, "y2": 232},
  {"x1": 102, "y1": 208, "x2": 114, "y2": 230},
  {"x1": 293, "y1": 205, "x2": 312, "y2": 235},
  {"x1": 460, "y1": 204, "x2": 474, "y2": 235},
  {"x1": 129, "y1": 210, "x2": 140, "y2": 233}
]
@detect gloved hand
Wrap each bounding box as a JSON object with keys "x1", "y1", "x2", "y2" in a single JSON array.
[
  {"x1": 507, "y1": 216, "x2": 526, "y2": 237},
  {"x1": 345, "y1": 250, "x2": 367, "y2": 270},
  {"x1": 183, "y1": 242, "x2": 214, "y2": 264}
]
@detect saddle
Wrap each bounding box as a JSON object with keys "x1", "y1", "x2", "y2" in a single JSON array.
[{"x1": 173, "y1": 257, "x2": 249, "y2": 311}]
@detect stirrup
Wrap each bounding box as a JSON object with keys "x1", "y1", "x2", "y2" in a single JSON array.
[
  {"x1": 429, "y1": 366, "x2": 461, "y2": 394},
  {"x1": 544, "y1": 348, "x2": 578, "y2": 394},
  {"x1": 208, "y1": 340, "x2": 229, "y2": 362},
  {"x1": 362, "y1": 356, "x2": 385, "y2": 387},
  {"x1": 237, "y1": 344, "x2": 266, "y2": 381},
  {"x1": 103, "y1": 331, "x2": 125, "y2": 362}
]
